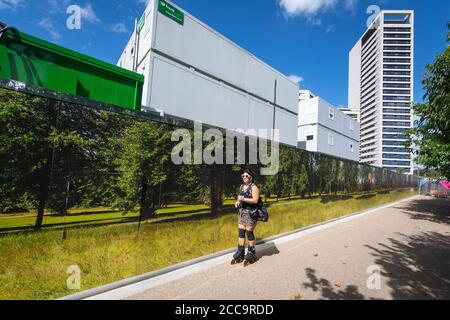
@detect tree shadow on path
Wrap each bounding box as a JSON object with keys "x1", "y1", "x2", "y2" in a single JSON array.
[
  {"x1": 395, "y1": 197, "x2": 450, "y2": 225},
  {"x1": 366, "y1": 231, "x2": 450, "y2": 299},
  {"x1": 302, "y1": 268, "x2": 366, "y2": 300}
]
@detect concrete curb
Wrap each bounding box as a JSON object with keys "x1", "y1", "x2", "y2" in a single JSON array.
[{"x1": 58, "y1": 194, "x2": 419, "y2": 300}]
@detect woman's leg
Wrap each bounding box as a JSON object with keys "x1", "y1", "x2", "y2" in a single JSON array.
[
  {"x1": 243, "y1": 224, "x2": 258, "y2": 265},
  {"x1": 245, "y1": 225, "x2": 257, "y2": 247},
  {"x1": 238, "y1": 224, "x2": 246, "y2": 246},
  {"x1": 232, "y1": 224, "x2": 246, "y2": 264}
]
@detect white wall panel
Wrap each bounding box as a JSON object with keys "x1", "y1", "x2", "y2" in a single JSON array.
[
  {"x1": 152, "y1": 0, "x2": 297, "y2": 111},
  {"x1": 153, "y1": 6, "x2": 249, "y2": 93},
  {"x1": 147, "y1": 54, "x2": 249, "y2": 130},
  {"x1": 276, "y1": 75, "x2": 299, "y2": 114},
  {"x1": 247, "y1": 57, "x2": 275, "y2": 103},
  {"x1": 247, "y1": 97, "x2": 275, "y2": 133},
  {"x1": 275, "y1": 108, "x2": 298, "y2": 147}
]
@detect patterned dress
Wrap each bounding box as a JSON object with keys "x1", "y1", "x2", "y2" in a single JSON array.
[{"x1": 238, "y1": 183, "x2": 259, "y2": 227}]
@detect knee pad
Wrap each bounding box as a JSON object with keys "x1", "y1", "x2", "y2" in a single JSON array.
[
  {"x1": 238, "y1": 228, "x2": 246, "y2": 239},
  {"x1": 247, "y1": 230, "x2": 255, "y2": 241}
]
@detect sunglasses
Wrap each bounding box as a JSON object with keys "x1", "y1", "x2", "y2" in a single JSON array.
[{"x1": 241, "y1": 174, "x2": 251, "y2": 179}]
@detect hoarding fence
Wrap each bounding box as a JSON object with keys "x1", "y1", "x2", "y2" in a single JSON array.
[{"x1": 0, "y1": 87, "x2": 418, "y2": 237}]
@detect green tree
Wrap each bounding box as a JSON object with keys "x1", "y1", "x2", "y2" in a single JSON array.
[
  {"x1": 280, "y1": 148, "x2": 294, "y2": 199},
  {"x1": 408, "y1": 24, "x2": 450, "y2": 179},
  {"x1": 342, "y1": 161, "x2": 358, "y2": 194},
  {"x1": 317, "y1": 154, "x2": 333, "y2": 195},
  {"x1": 47, "y1": 103, "x2": 134, "y2": 214},
  {"x1": 0, "y1": 89, "x2": 136, "y2": 229},
  {"x1": 111, "y1": 120, "x2": 173, "y2": 216},
  {"x1": 265, "y1": 172, "x2": 283, "y2": 202},
  {"x1": 0, "y1": 90, "x2": 56, "y2": 227},
  {"x1": 290, "y1": 150, "x2": 309, "y2": 198}
]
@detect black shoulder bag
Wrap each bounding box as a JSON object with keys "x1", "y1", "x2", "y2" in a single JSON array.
[{"x1": 249, "y1": 197, "x2": 269, "y2": 222}]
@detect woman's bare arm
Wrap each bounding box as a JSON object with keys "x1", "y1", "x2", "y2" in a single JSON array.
[
  {"x1": 235, "y1": 185, "x2": 243, "y2": 208},
  {"x1": 240, "y1": 185, "x2": 260, "y2": 205}
]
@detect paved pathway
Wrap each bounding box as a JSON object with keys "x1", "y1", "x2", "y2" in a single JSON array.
[{"x1": 129, "y1": 196, "x2": 450, "y2": 300}]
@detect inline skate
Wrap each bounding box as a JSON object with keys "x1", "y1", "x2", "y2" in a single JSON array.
[
  {"x1": 243, "y1": 246, "x2": 259, "y2": 267},
  {"x1": 231, "y1": 245, "x2": 245, "y2": 265}
]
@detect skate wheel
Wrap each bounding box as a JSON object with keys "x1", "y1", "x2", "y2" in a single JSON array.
[{"x1": 244, "y1": 258, "x2": 258, "y2": 267}]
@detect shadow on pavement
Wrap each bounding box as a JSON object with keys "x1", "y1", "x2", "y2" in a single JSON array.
[
  {"x1": 397, "y1": 197, "x2": 450, "y2": 225},
  {"x1": 300, "y1": 198, "x2": 450, "y2": 300},
  {"x1": 257, "y1": 242, "x2": 281, "y2": 261},
  {"x1": 366, "y1": 231, "x2": 450, "y2": 300},
  {"x1": 302, "y1": 268, "x2": 366, "y2": 300}
]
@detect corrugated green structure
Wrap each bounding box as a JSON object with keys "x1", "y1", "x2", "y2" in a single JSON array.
[{"x1": 0, "y1": 27, "x2": 144, "y2": 110}]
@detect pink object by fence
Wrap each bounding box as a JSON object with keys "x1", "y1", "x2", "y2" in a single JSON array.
[{"x1": 439, "y1": 181, "x2": 450, "y2": 190}]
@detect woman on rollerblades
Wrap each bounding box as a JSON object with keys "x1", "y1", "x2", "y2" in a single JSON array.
[{"x1": 231, "y1": 168, "x2": 260, "y2": 267}]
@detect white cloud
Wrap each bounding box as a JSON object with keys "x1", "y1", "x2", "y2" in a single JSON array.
[
  {"x1": 109, "y1": 22, "x2": 129, "y2": 34},
  {"x1": 344, "y1": 0, "x2": 358, "y2": 10},
  {"x1": 278, "y1": 0, "x2": 358, "y2": 17},
  {"x1": 326, "y1": 25, "x2": 335, "y2": 33},
  {"x1": 80, "y1": 4, "x2": 100, "y2": 24},
  {"x1": 47, "y1": 0, "x2": 70, "y2": 14},
  {"x1": 37, "y1": 18, "x2": 61, "y2": 41},
  {"x1": 279, "y1": 0, "x2": 337, "y2": 16},
  {"x1": 0, "y1": 0, "x2": 23, "y2": 10},
  {"x1": 288, "y1": 75, "x2": 304, "y2": 85},
  {"x1": 309, "y1": 17, "x2": 322, "y2": 26}
]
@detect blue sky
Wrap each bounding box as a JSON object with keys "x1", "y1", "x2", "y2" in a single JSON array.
[{"x1": 1, "y1": 0, "x2": 449, "y2": 107}]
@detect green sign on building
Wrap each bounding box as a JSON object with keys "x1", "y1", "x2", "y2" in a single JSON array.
[{"x1": 158, "y1": 0, "x2": 184, "y2": 25}]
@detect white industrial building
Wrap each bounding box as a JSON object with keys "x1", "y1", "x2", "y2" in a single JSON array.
[
  {"x1": 348, "y1": 10, "x2": 414, "y2": 174},
  {"x1": 117, "y1": 0, "x2": 299, "y2": 147},
  {"x1": 298, "y1": 90, "x2": 360, "y2": 162}
]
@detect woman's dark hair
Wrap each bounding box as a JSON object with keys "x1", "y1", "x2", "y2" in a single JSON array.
[{"x1": 242, "y1": 168, "x2": 255, "y2": 183}]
